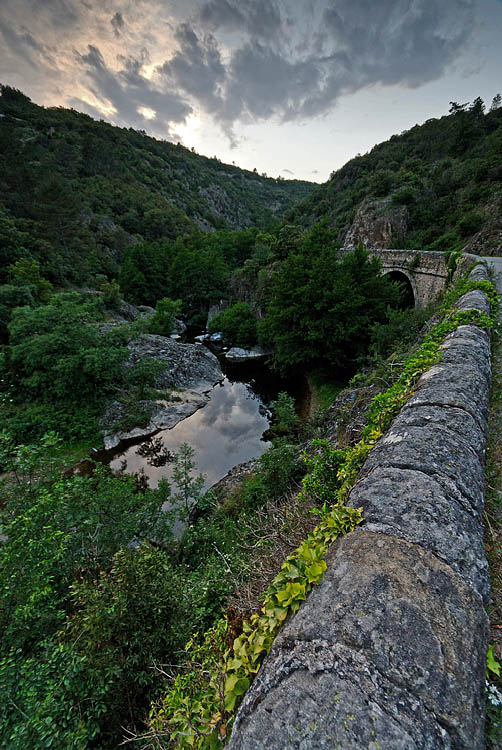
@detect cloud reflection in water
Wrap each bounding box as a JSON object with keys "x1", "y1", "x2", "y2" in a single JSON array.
[{"x1": 109, "y1": 377, "x2": 271, "y2": 489}]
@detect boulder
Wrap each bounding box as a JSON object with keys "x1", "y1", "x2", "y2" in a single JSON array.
[
  {"x1": 127, "y1": 334, "x2": 222, "y2": 391},
  {"x1": 343, "y1": 197, "x2": 408, "y2": 249},
  {"x1": 102, "y1": 335, "x2": 223, "y2": 449},
  {"x1": 226, "y1": 346, "x2": 270, "y2": 363}
]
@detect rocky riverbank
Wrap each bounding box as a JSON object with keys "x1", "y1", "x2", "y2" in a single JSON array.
[{"x1": 102, "y1": 334, "x2": 223, "y2": 450}]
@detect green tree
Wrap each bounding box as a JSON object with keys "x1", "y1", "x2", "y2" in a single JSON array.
[
  {"x1": 149, "y1": 296, "x2": 182, "y2": 336},
  {"x1": 260, "y1": 245, "x2": 401, "y2": 374},
  {"x1": 8, "y1": 257, "x2": 53, "y2": 302},
  {"x1": 208, "y1": 302, "x2": 257, "y2": 347},
  {"x1": 7, "y1": 292, "x2": 128, "y2": 402}
]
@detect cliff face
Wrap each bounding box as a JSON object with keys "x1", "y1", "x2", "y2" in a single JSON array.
[
  {"x1": 228, "y1": 266, "x2": 491, "y2": 750},
  {"x1": 343, "y1": 197, "x2": 408, "y2": 249}
]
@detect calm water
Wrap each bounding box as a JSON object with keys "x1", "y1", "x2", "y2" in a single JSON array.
[{"x1": 109, "y1": 370, "x2": 278, "y2": 489}]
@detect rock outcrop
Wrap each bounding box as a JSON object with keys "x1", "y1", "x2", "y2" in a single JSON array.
[
  {"x1": 226, "y1": 346, "x2": 270, "y2": 363},
  {"x1": 102, "y1": 335, "x2": 222, "y2": 450},
  {"x1": 343, "y1": 197, "x2": 408, "y2": 249}
]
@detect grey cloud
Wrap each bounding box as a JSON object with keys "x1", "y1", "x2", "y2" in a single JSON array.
[
  {"x1": 321, "y1": 0, "x2": 475, "y2": 90},
  {"x1": 0, "y1": 19, "x2": 56, "y2": 70},
  {"x1": 77, "y1": 44, "x2": 192, "y2": 136},
  {"x1": 204, "y1": 0, "x2": 474, "y2": 126},
  {"x1": 198, "y1": 0, "x2": 282, "y2": 40},
  {"x1": 22, "y1": 0, "x2": 80, "y2": 29},
  {"x1": 159, "y1": 23, "x2": 225, "y2": 116},
  {"x1": 225, "y1": 41, "x2": 321, "y2": 121},
  {"x1": 110, "y1": 11, "x2": 125, "y2": 37},
  {"x1": 283, "y1": 168, "x2": 294, "y2": 174}
]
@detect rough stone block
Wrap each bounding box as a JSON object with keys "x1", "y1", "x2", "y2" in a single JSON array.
[
  {"x1": 348, "y1": 465, "x2": 489, "y2": 601},
  {"x1": 228, "y1": 532, "x2": 488, "y2": 750}
]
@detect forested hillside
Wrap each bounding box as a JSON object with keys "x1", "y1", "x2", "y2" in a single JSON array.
[
  {"x1": 288, "y1": 96, "x2": 502, "y2": 254},
  {"x1": 0, "y1": 85, "x2": 314, "y2": 287}
]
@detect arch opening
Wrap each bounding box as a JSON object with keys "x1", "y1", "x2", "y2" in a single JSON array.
[{"x1": 385, "y1": 270, "x2": 415, "y2": 309}]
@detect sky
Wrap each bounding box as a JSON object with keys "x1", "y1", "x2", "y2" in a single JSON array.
[{"x1": 1, "y1": 0, "x2": 501, "y2": 182}]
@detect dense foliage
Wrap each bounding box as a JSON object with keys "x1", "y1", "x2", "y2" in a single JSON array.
[
  {"x1": 208, "y1": 302, "x2": 258, "y2": 348},
  {"x1": 259, "y1": 244, "x2": 401, "y2": 374},
  {"x1": 0, "y1": 428, "x2": 304, "y2": 749},
  {"x1": 289, "y1": 96, "x2": 502, "y2": 252}
]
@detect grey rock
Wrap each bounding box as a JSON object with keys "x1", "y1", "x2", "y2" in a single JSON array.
[
  {"x1": 127, "y1": 334, "x2": 222, "y2": 391},
  {"x1": 229, "y1": 264, "x2": 491, "y2": 750},
  {"x1": 226, "y1": 346, "x2": 270, "y2": 362},
  {"x1": 102, "y1": 335, "x2": 222, "y2": 449},
  {"x1": 229, "y1": 532, "x2": 488, "y2": 750},
  {"x1": 343, "y1": 197, "x2": 408, "y2": 250},
  {"x1": 348, "y1": 463, "x2": 489, "y2": 601},
  {"x1": 102, "y1": 391, "x2": 209, "y2": 451},
  {"x1": 118, "y1": 301, "x2": 140, "y2": 321},
  {"x1": 138, "y1": 305, "x2": 155, "y2": 318},
  {"x1": 361, "y1": 404, "x2": 486, "y2": 516}
]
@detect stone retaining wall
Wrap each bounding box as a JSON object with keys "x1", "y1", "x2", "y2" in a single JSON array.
[{"x1": 228, "y1": 265, "x2": 491, "y2": 749}]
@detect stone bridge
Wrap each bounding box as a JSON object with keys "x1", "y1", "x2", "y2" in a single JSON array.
[{"x1": 369, "y1": 249, "x2": 450, "y2": 308}]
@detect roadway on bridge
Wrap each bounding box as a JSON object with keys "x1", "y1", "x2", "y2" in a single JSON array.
[{"x1": 480, "y1": 255, "x2": 502, "y2": 294}]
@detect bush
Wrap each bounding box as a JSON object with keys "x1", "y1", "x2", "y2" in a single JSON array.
[
  {"x1": 208, "y1": 302, "x2": 257, "y2": 348},
  {"x1": 270, "y1": 391, "x2": 299, "y2": 434},
  {"x1": 149, "y1": 296, "x2": 182, "y2": 336}
]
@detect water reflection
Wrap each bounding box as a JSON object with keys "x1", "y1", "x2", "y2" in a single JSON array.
[{"x1": 109, "y1": 377, "x2": 272, "y2": 489}]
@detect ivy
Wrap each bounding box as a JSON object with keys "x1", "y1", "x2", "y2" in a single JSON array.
[{"x1": 149, "y1": 504, "x2": 363, "y2": 747}]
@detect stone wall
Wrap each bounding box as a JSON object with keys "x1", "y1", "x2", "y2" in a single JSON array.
[
  {"x1": 228, "y1": 265, "x2": 491, "y2": 750},
  {"x1": 370, "y1": 249, "x2": 450, "y2": 308}
]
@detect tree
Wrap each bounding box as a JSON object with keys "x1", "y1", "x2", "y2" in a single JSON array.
[
  {"x1": 260, "y1": 245, "x2": 401, "y2": 374},
  {"x1": 208, "y1": 302, "x2": 257, "y2": 347},
  {"x1": 449, "y1": 101, "x2": 468, "y2": 115},
  {"x1": 469, "y1": 96, "x2": 485, "y2": 117},
  {"x1": 8, "y1": 258, "x2": 53, "y2": 302},
  {"x1": 170, "y1": 443, "x2": 205, "y2": 522},
  {"x1": 149, "y1": 296, "x2": 182, "y2": 336},
  {"x1": 491, "y1": 93, "x2": 502, "y2": 111},
  {"x1": 7, "y1": 292, "x2": 128, "y2": 402}
]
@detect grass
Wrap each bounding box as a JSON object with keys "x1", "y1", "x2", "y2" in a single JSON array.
[{"x1": 308, "y1": 372, "x2": 345, "y2": 411}]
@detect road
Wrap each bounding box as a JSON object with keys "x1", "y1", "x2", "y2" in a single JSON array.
[{"x1": 477, "y1": 255, "x2": 502, "y2": 294}]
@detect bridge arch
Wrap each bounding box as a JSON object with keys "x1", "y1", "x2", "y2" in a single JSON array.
[
  {"x1": 368, "y1": 249, "x2": 450, "y2": 308},
  {"x1": 382, "y1": 269, "x2": 416, "y2": 308}
]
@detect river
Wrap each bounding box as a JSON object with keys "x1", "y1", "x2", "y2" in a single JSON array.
[{"x1": 108, "y1": 357, "x2": 308, "y2": 490}]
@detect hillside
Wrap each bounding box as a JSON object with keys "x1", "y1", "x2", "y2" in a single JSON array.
[
  {"x1": 0, "y1": 85, "x2": 314, "y2": 286},
  {"x1": 288, "y1": 97, "x2": 502, "y2": 255}
]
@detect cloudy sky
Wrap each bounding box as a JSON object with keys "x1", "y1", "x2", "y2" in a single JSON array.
[{"x1": 1, "y1": 0, "x2": 501, "y2": 181}]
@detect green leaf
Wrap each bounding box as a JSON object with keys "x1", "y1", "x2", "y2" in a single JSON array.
[{"x1": 487, "y1": 644, "x2": 501, "y2": 677}]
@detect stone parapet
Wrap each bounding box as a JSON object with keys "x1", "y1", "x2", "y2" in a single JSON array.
[{"x1": 228, "y1": 265, "x2": 491, "y2": 749}]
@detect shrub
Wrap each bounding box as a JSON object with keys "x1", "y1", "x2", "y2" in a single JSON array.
[
  {"x1": 208, "y1": 303, "x2": 257, "y2": 348},
  {"x1": 149, "y1": 296, "x2": 182, "y2": 336}
]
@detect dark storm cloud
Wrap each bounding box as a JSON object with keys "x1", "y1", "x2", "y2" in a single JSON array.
[
  {"x1": 23, "y1": 0, "x2": 80, "y2": 28},
  {"x1": 224, "y1": 41, "x2": 321, "y2": 121},
  {"x1": 198, "y1": 0, "x2": 282, "y2": 40},
  {"x1": 0, "y1": 17, "x2": 61, "y2": 79},
  {"x1": 110, "y1": 11, "x2": 125, "y2": 38},
  {"x1": 0, "y1": 20, "x2": 52, "y2": 68},
  {"x1": 0, "y1": 0, "x2": 478, "y2": 144},
  {"x1": 76, "y1": 44, "x2": 192, "y2": 135},
  {"x1": 159, "y1": 23, "x2": 225, "y2": 115},
  {"x1": 162, "y1": 0, "x2": 475, "y2": 132}
]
